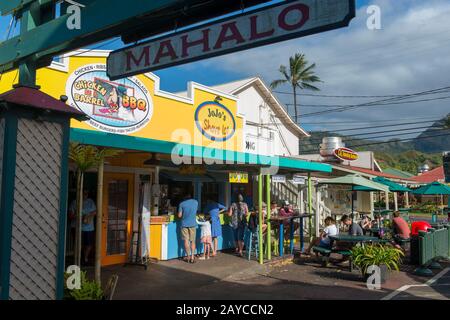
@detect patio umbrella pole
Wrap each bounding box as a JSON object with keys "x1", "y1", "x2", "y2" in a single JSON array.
[
  {"x1": 351, "y1": 189, "x2": 354, "y2": 221},
  {"x1": 258, "y1": 173, "x2": 263, "y2": 265}
]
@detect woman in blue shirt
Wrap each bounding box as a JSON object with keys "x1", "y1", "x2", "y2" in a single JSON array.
[{"x1": 205, "y1": 199, "x2": 227, "y2": 257}]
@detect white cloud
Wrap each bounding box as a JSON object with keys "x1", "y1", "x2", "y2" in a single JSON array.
[{"x1": 190, "y1": 0, "x2": 450, "y2": 135}]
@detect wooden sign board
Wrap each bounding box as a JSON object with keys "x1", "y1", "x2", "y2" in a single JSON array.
[{"x1": 107, "y1": 0, "x2": 356, "y2": 80}]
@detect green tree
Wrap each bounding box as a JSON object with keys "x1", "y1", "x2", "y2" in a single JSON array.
[
  {"x1": 69, "y1": 143, "x2": 121, "y2": 284},
  {"x1": 444, "y1": 116, "x2": 450, "y2": 129},
  {"x1": 270, "y1": 53, "x2": 321, "y2": 123}
]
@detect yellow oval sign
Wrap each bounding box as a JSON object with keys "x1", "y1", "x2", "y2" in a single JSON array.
[
  {"x1": 334, "y1": 147, "x2": 359, "y2": 161},
  {"x1": 195, "y1": 101, "x2": 236, "y2": 141}
]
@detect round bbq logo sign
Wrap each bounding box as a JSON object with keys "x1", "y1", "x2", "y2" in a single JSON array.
[{"x1": 66, "y1": 64, "x2": 153, "y2": 134}]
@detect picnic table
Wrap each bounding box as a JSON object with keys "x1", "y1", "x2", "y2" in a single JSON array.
[
  {"x1": 329, "y1": 234, "x2": 387, "y2": 244},
  {"x1": 270, "y1": 214, "x2": 313, "y2": 256}
]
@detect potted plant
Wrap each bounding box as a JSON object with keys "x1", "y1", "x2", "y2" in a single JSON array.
[
  {"x1": 64, "y1": 271, "x2": 104, "y2": 300},
  {"x1": 351, "y1": 244, "x2": 404, "y2": 283}
]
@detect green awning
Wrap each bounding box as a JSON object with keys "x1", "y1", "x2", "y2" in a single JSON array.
[
  {"x1": 353, "y1": 177, "x2": 411, "y2": 192},
  {"x1": 319, "y1": 174, "x2": 390, "y2": 193},
  {"x1": 412, "y1": 181, "x2": 450, "y2": 195},
  {"x1": 70, "y1": 128, "x2": 332, "y2": 173}
]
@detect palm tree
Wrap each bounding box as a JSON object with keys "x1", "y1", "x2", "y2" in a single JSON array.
[
  {"x1": 69, "y1": 143, "x2": 121, "y2": 284},
  {"x1": 270, "y1": 53, "x2": 322, "y2": 123}
]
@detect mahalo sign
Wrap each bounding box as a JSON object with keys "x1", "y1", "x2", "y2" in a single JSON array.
[{"x1": 107, "y1": 0, "x2": 356, "y2": 80}]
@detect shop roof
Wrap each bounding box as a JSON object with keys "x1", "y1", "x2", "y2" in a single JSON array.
[
  {"x1": 333, "y1": 164, "x2": 408, "y2": 180},
  {"x1": 0, "y1": 86, "x2": 84, "y2": 118},
  {"x1": 210, "y1": 77, "x2": 310, "y2": 138},
  {"x1": 410, "y1": 166, "x2": 445, "y2": 184},
  {"x1": 383, "y1": 167, "x2": 415, "y2": 179},
  {"x1": 71, "y1": 128, "x2": 331, "y2": 173}
]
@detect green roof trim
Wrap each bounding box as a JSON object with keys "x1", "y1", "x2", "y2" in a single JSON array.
[
  {"x1": 354, "y1": 177, "x2": 412, "y2": 192},
  {"x1": 70, "y1": 128, "x2": 332, "y2": 173},
  {"x1": 383, "y1": 167, "x2": 415, "y2": 178}
]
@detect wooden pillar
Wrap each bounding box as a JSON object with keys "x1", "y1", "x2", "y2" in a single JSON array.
[
  {"x1": 266, "y1": 174, "x2": 271, "y2": 261},
  {"x1": 370, "y1": 192, "x2": 374, "y2": 219},
  {"x1": 315, "y1": 189, "x2": 321, "y2": 238},
  {"x1": 0, "y1": 88, "x2": 84, "y2": 300},
  {"x1": 405, "y1": 192, "x2": 410, "y2": 208},
  {"x1": 307, "y1": 173, "x2": 313, "y2": 238},
  {"x1": 95, "y1": 159, "x2": 104, "y2": 285},
  {"x1": 385, "y1": 191, "x2": 390, "y2": 210},
  {"x1": 394, "y1": 193, "x2": 398, "y2": 211},
  {"x1": 299, "y1": 188, "x2": 304, "y2": 214},
  {"x1": 258, "y1": 173, "x2": 263, "y2": 264}
]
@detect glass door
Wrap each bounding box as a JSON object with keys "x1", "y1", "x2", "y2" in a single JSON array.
[{"x1": 102, "y1": 173, "x2": 134, "y2": 266}]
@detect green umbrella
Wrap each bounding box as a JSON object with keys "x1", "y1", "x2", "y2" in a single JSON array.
[
  {"x1": 412, "y1": 181, "x2": 450, "y2": 195},
  {"x1": 354, "y1": 177, "x2": 412, "y2": 192},
  {"x1": 412, "y1": 181, "x2": 450, "y2": 213},
  {"x1": 320, "y1": 174, "x2": 390, "y2": 219}
]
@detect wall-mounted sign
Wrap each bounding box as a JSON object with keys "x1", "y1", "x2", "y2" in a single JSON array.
[
  {"x1": 107, "y1": 0, "x2": 356, "y2": 79},
  {"x1": 334, "y1": 147, "x2": 359, "y2": 162},
  {"x1": 195, "y1": 101, "x2": 236, "y2": 141},
  {"x1": 272, "y1": 175, "x2": 286, "y2": 183},
  {"x1": 66, "y1": 64, "x2": 153, "y2": 134},
  {"x1": 291, "y1": 176, "x2": 306, "y2": 185},
  {"x1": 229, "y1": 172, "x2": 249, "y2": 184}
]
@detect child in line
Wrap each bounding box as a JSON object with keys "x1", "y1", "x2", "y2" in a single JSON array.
[
  {"x1": 305, "y1": 216, "x2": 338, "y2": 255},
  {"x1": 197, "y1": 215, "x2": 213, "y2": 260}
]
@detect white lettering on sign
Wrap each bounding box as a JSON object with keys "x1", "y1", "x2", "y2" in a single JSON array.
[
  {"x1": 272, "y1": 175, "x2": 286, "y2": 183},
  {"x1": 291, "y1": 176, "x2": 306, "y2": 185},
  {"x1": 107, "y1": 0, "x2": 355, "y2": 79}
]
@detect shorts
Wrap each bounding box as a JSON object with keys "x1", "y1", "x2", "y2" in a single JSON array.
[
  {"x1": 181, "y1": 227, "x2": 197, "y2": 242},
  {"x1": 319, "y1": 239, "x2": 332, "y2": 249},
  {"x1": 232, "y1": 225, "x2": 246, "y2": 242},
  {"x1": 82, "y1": 231, "x2": 95, "y2": 246}
]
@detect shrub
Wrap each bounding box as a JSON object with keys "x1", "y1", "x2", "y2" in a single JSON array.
[
  {"x1": 64, "y1": 271, "x2": 104, "y2": 300},
  {"x1": 351, "y1": 244, "x2": 404, "y2": 275}
]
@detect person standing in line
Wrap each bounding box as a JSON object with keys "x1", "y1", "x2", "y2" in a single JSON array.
[
  {"x1": 196, "y1": 215, "x2": 213, "y2": 260},
  {"x1": 69, "y1": 189, "x2": 96, "y2": 265},
  {"x1": 178, "y1": 193, "x2": 199, "y2": 263},
  {"x1": 205, "y1": 199, "x2": 227, "y2": 257},
  {"x1": 228, "y1": 194, "x2": 249, "y2": 257}
]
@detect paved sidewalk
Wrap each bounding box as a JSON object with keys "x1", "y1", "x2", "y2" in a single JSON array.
[{"x1": 96, "y1": 252, "x2": 449, "y2": 300}]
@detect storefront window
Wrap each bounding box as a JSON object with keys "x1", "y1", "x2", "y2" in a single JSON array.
[
  {"x1": 106, "y1": 180, "x2": 128, "y2": 255},
  {"x1": 201, "y1": 182, "x2": 219, "y2": 210},
  {"x1": 159, "y1": 173, "x2": 193, "y2": 214}
]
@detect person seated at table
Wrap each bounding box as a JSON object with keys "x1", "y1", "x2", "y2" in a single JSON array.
[
  {"x1": 279, "y1": 201, "x2": 299, "y2": 237},
  {"x1": 341, "y1": 215, "x2": 364, "y2": 236},
  {"x1": 305, "y1": 216, "x2": 338, "y2": 255},
  {"x1": 359, "y1": 215, "x2": 372, "y2": 235},
  {"x1": 392, "y1": 211, "x2": 410, "y2": 247},
  {"x1": 249, "y1": 202, "x2": 268, "y2": 234}
]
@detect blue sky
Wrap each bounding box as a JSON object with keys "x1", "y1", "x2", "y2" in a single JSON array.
[
  {"x1": 1, "y1": 0, "x2": 449, "y2": 137},
  {"x1": 0, "y1": 0, "x2": 373, "y2": 92}
]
